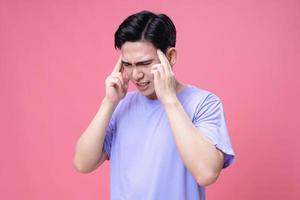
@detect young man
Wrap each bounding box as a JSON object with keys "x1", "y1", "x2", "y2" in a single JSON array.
[{"x1": 74, "y1": 10, "x2": 235, "y2": 199}]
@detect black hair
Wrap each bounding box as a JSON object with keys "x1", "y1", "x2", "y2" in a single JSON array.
[{"x1": 114, "y1": 10, "x2": 176, "y2": 53}]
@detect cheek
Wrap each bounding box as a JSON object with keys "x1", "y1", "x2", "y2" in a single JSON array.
[
  {"x1": 148, "y1": 72, "x2": 154, "y2": 81},
  {"x1": 145, "y1": 68, "x2": 154, "y2": 80},
  {"x1": 123, "y1": 68, "x2": 132, "y2": 78}
]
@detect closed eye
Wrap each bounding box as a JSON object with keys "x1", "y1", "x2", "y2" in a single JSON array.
[
  {"x1": 138, "y1": 62, "x2": 152, "y2": 66},
  {"x1": 121, "y1": 59, "x2": 153, "y2": 67},
  {"x1": 123, "y1": 63, "x2": 131, "y2": 67}
]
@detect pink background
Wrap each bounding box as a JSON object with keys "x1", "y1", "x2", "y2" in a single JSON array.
[{"x1": 1, "y1": 0, "x2": 299, "y2": 199}]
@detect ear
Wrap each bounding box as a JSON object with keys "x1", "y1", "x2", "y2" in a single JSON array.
[{"x1": 166, "y1": 47, "x2": 177, "y2": 67}]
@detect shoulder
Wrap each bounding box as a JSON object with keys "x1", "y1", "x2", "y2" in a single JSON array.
[
  {"x1": 112, "y1": 91, "x2": 140, "y2": 115},
  {"x1": 120, "y1": 90, "x2": 140, "y2": 106},
  {"x1": 179, "y1": 85, "x2": 221, "y2": 105}
]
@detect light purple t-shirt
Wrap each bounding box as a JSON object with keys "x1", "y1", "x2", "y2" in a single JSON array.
[{"x1": 104, "y1": 85, "x2": 235, "y2": 200}]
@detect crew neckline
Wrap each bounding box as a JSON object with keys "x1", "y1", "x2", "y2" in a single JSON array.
[{"x1": 138, "y1": 84, "x2": 192, "y2": 105}]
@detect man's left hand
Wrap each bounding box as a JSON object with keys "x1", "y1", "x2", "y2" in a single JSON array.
[{"x1": 151, "y1": 49, "x2": 177, "y2": 104}]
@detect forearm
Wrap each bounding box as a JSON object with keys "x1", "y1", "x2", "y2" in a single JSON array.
[
  {"x1": 163, "y1": 98, "x2": 224, "y2": 186},
  {"x1": 73, "y1": 98, "x2": 117, "y2": 172}
]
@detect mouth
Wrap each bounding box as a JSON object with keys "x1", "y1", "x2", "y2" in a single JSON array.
[{"x1": 136, "y1": 81, "x2": 150, "y2": 91}]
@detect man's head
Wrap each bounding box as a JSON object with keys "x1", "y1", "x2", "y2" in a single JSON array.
[
  {"x1": 114, "y1": 10, "x2": 177, "y2": 99},
  {"x1": 114, "y1": 10, "x2": 176, "y2": 54}
]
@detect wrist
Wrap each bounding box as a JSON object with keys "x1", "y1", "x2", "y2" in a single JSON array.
[
  {"x1": 102, "y1": 97, "x2": 119, "y2": 109},
  {"x1": 161, "y1": 94, "x2": 179, "y2": 107}
]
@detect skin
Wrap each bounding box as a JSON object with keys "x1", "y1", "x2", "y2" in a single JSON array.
[
  {"x1": 73, "y1": 41, "x2": 224, "y2": 186},
  {"x1": 120, "y1": 41, "x2": 184, "y2": 99}
]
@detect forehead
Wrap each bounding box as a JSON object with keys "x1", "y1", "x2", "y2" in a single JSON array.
[{"x1": 121, "y1": 41, "x2": 158, "y2": 62}]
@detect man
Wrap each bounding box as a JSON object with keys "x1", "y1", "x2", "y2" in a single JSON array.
[{"x1": 73, "y1": 10, "x2": 235, "y2": 199}]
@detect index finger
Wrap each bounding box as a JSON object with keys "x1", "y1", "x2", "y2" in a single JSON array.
[
  {"x1": 112, "y1": 55, "x2": 123, "y2": 73},
  {"x1": 157, "y1": 49, "x2": 171, "y2": 73}
]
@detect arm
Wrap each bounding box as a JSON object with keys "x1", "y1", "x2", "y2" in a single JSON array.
[
  {"x1": 73, "y1": 56, "x2": 129, "y2": 173},
  {"x1": 163, "y1": 98, "x2": 224, "y2": 186},
  {"x1": 152, "y1": 49, "x2": 224, "y2": 186},
  {"x1": 73, "y1": 98, "x2": 117, "y2": 173}
]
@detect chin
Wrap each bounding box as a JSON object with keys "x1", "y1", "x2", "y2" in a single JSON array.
[{"x1": 140, "y1": 88, "x2": 157, "y2": 100}]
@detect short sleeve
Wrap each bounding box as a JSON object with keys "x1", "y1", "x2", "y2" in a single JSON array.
[
  {"x1": 103, "y1": 112, "x2": 116, "y2": 160},
  {"x1": 192, "y1": 93, "x2": 235, "y2": 168}
]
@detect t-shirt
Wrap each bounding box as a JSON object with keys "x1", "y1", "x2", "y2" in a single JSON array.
[{"x1": 103, "y1": 85, "x2": 235, "y2": 200}]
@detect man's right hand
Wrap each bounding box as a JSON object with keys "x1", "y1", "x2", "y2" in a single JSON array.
[
  {"x1": 74, "y1": 56, "x2": 128, "y2": 173},
  {"x1": 104, "y1": 55, "x2": 129, "y2": 103}
]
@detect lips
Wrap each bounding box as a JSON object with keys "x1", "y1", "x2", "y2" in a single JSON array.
[{"x1": 136, "y1": 81, "x2": 150, "y2": 90}]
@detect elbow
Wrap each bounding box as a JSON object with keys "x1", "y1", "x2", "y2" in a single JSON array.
[
  {"x1": 73, "y1": 157, "x2": 94, "y2": 174},
  {"x1": 196, "y1": 170, "x2": 221, "y2": 187},
  {"x1": 196, "y1": 152, "x2": 224, "y2": 186}
]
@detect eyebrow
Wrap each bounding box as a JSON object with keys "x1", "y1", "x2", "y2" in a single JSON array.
[{"x1": 121, "y1": 59, "x2": 153, "y2": 66}]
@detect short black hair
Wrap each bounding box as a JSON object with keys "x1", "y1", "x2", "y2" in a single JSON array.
[{"x1": 114, "y1": 10, "x2": 176, "y2": 53}]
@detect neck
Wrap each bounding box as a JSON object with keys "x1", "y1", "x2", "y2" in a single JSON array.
[{"x1": 175, "y1": 80, "x2": 186, "y2": 93}]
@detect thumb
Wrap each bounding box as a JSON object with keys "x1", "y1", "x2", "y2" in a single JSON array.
[
  {"x1": 123, "y1": 71, "x2": 130, "y2": 83},
  {"x1": 122, "y1": 72, "x2": 129, "y2": 91}
]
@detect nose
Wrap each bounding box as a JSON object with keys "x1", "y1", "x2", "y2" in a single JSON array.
[{"x1": 132, "y1": 66, "x2": 144, "y2": 80}]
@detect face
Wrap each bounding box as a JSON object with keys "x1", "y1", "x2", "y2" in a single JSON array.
[{"x1": 121, "y1": 41, "x2": 161, "y2": 99}]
